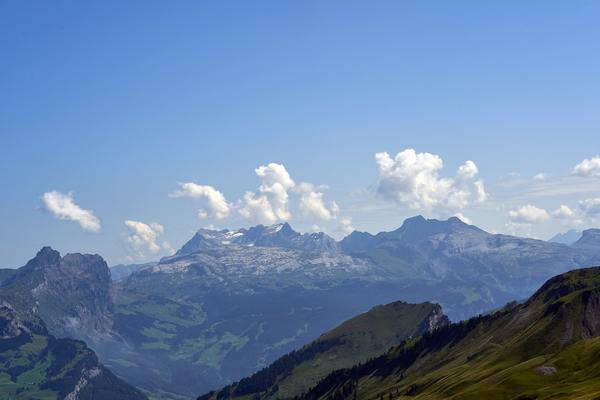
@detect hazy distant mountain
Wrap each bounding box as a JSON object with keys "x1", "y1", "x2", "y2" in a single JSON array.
[
  {"x1": 279, "y1": 266, "x2": 600, "y2": 400},
  {"x1": 110, "y1": 262, "x2": 156, "y2": 281},
  {"x1": 110, "y1": 217, "x2": 600, "y2": 396},
  {"x1": 549, "y1": 229, "x2": 582, "y2": 245},
  {"x1": 340, "y1": 215, "x2": 600, "y2": 315},
  {"x1": 4, "y1": 218, "x2": 600, "y2": 398},
  {"x1": 113, "y1": 241, "x2": 389, "y2": 397},
  {"x1": 177, "y1": 222, "x2": 340, "y2": 255},
  {"x1": 0, "y1": 301, "x2": 147, "y2": 400},
  {"x1": 201, "y1": 301, "x2": 448, "y2": 400},
  {"x1": 572, "y1": 228, "x2": 600, "y2": 251}
]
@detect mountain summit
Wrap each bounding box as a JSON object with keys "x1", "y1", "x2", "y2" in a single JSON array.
[
  {"x1": 0, "y1": 247, "x2": 113, "y2": 342},
  {"x1": 176, "y1": 223, "x2": 340, "y2": 255}
]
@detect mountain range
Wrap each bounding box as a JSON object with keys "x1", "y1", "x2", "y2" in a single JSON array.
[{"x1": 2, "y1": 216, "x2": 600, "y2": 398}]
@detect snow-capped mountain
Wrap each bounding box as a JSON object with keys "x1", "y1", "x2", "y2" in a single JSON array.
[
  {"x1": 176, "y1": 222, "x2": 340, "y2": 256},
  {"x1": 7, "y1": 218, "x2": 600, "y2": 398}
]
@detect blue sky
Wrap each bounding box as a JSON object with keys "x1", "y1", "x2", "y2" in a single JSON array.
[{"x1": 1, "y1": 1, "x2": 600, "y2": 266}]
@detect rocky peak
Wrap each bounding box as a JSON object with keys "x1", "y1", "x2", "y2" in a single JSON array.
[
  {"x1": 25, "y1": 246, "x2": 61, "y2": 270},
  {"x1": 175, "y1": 223, "x2": 340, "y2": 255},
  {"x1": 419, "y1": 304, "x2": 450, "y2": 333},
  {"x1": 573, "y1": 229, "x2": 600, "y2": 249},
  {"x1": 549, "y1": 229, "x2": 582, "y2": 245},
  {"x1": 395, "y1": 215, "x2": 475, "y2": 236},
  {"x1": 340, "y1": 230, "x2": 377, "y2": 253},
  {"x1": 0, "y1": 248, "x2": 114, "y2": 342}
]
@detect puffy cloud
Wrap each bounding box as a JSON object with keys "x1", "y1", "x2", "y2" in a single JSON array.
[
  {"x1": 579, "y1": 198, "x2": 600, "y2": 217},
  {"x1": 124, "y1": 220, "x2": 171, "y2": 256},
  {"x1": 296, "y1": 182, "x2": 338, "y2": 220},
  {"x1": 239, "y1": 163, "x2": 295, "y2": 224},
  {"x1": 457, "y1": 160, "x2": 478, "y2": 180},
  {"x1": 42, "y1": 191, "x2": 101, "y2": 232},
  {"x1": 533, "y1": 173, "x2": 548, "y2": 181},
  {"x1": 572, "y1": 156, "x2": 600, "y2": 178},
  {"x1": 170, "y1": 183, "x2": 230, "y2": 219},
  {"x1": 337, "y1": 217, "x2": 355, "y2": 236},
  {"x1": 504, "y1": 221, "x2": 534, "y2": 238},
  {"x1": 375, "y1": 149, "x2": 487, "y2": 214},
  {"x1": 552, "y1": 204, "x2": 575, "y2": 219},
  {"x1": 508, "y1": 204, "x2": 550, "y2": 223},
  {"x1": 238, "y1": 192, "x2": 278, "y2": 224}
]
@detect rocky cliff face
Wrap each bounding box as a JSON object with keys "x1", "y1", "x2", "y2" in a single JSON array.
[
  {"x1": 0, "y1": 247, "x2": 113, "y2": 342},
  {"x1": 419, "y1": 304, "x2": 449, "y2": 333},
  {"x1": 0, "y1": 302, "x2": 147, "y2": 400}
]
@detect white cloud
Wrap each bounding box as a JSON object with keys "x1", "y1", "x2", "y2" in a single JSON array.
[
  {"x1": 42, "y1": 191, "x2": 101, "y2": 232},
  {"x1": 508, "y1": 204, "x2": 550, "y2": 223},
  {"x1": 573, "y1": 156, "x2": 600, "y2": 178},
  {"x1": 239, "y1": 163, "x2": 295, "y2": 224},
  {"x1": 375, "y1": 149, "x2": 487, "y2": 214},
  {"x1": 170, "y1": 183, "x2": 230, "y2": 219},
  {"x1": 238, "y1": 191, "x2": 278, "y2": 224},
  {"x1": 124, "y1": 220, "x2": 170, "y2": 257},
  {"x1": 474, "y1": 180, "x2": 489, "y2": 203},
  {"x1": 296, "y1": 182, "x2": 338, "y2": 220},
  {"x1": 337, "y1": 217, "x2": 355, "y2": 236},
  {"x1": 454, "y1": 213, "x2": 472, "y2": 225},
  {"x1": 579, "y1": 198, "x2": 600, "y2": 217},
  {"x1": 457, "y1": 160, "x2": 478, "y2": 180},
  {"x1": 552, "y1": 204, "x2": 575, "y2": 219},
  {"x1": 504, "y1": 221, "x2": 535, "y2": 238},
  {"x1": 533, "y1": 173, "x2": 548, "y2": 181}
]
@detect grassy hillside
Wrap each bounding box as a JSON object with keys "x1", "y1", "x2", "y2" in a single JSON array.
[
  {"x1": 0, "y1": 302, "x2": 147, "y2": 400},
  {"x1": 297, "y1": 267, "x2": 600, "y2": 400},
  {"x1": 200, "y1": 301, "x2": 448, "y2": 400}
]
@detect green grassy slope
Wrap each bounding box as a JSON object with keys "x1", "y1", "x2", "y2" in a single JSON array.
[
  {"x1": 200, "y1": 301, "x2": 448, "y2": 400},
  {"x1": 0, "y1": 302, "x2": 147, "y2": 400},
  {"x1": 297, "y1": 267, "x2": 600, "y2": 400}
]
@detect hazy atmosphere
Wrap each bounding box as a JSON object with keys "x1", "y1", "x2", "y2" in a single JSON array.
[
  {"x1": 2, "y1": 4, "x2": 600, "y2": 400},
  {"x1": 2, "y1": 2, "x2": 600, "y2": 266}
]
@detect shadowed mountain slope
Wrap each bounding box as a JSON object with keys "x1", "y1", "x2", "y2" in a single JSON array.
[
  {"x1": 0, "y1": 301, "x2": 147, "y2": 400},
  {"x1": 289, "y1": 266, "x2": 600, "y2": 400},
  {"x1": 199, "y1": 301, "x2": 448, "y2": 400}
]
